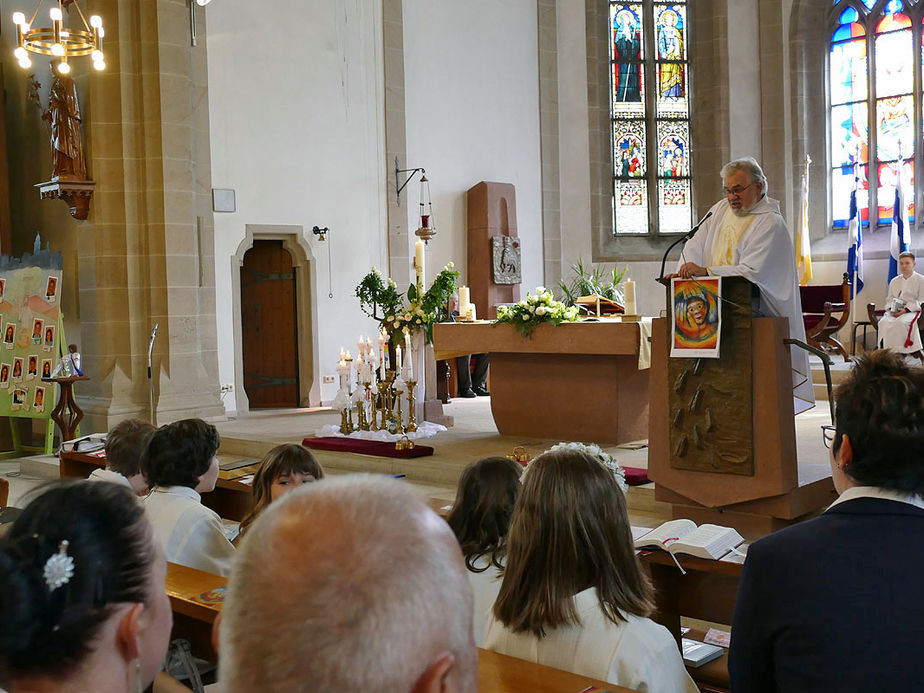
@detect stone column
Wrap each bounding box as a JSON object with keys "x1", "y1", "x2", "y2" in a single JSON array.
[{"x1": 76, "y1": 0, "x2": 223, "y2": 429}]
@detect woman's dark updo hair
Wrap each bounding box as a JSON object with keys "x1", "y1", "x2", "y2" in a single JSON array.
[
  {"x1": 0, "y1": 481, "x2": 154, "y2": 684},
  {"x1": 833, "y1": 349, "x2": 924, "y2": 493},
  {"x1": 141, "y1": 417, "x2": 220, "y2": 488},
  {"x1": 447, "y1": 456, "x2": 522, "y2": 572}
]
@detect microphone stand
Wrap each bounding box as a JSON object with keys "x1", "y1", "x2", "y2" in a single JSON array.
[
  {"x1": 148, "y1": 323, "x2": 159, "y2": 426},
  {"x1": 657, "y1": 210, "x2": 714, "y2": 282}
]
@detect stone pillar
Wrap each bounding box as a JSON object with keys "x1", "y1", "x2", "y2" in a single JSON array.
[{"x1": 76, "y1": 0, "x2": 223, "y2": 429}]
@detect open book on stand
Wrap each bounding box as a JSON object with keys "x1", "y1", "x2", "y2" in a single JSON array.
[{"x1": 634, "y1": 519, "x2": 744, "y2": 560}]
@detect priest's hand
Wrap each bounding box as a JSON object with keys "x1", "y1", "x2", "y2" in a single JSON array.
[{"x1": 678, "y1": 262, "x2": 708, "y2": 278}]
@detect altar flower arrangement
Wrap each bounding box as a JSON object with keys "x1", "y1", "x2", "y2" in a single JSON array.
[
  {"x1": 355, "y1": 263, "x2": 459, "y2": 343},
  {"x1": 523, "y1": 441, "x2": 627, "y2": 493},
  {"x1": 494, "y1": 286, "x2": 579, "y2": 337}
]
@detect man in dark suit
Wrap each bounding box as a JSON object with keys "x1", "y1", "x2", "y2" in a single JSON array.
[{"x1": 729, "y1": 350, "x2": 924, "y2": 692}]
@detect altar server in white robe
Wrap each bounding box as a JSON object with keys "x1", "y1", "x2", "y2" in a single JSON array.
[
  {"x1": 878, "y1": 252, "x2": 923, "y2": 356},
  {"x1": 667, "y1": 156, "x2": 814, "y2": 413}
]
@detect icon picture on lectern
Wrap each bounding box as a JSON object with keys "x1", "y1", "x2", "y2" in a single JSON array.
[{"x1": 671, "y1": 277, "x2": 722, "y2": 358}]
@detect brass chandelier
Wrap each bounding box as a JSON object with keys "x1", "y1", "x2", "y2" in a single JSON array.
[{"x1": 11, "y1": 0, "x2": 105, "y2": 73}]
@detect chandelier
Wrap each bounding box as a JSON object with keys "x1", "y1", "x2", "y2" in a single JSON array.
[{"x1": 11, "y1": 0, "x2": 105, "y2": 73}]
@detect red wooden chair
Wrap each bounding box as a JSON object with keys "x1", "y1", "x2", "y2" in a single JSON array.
[
  {"x1": 866, "y1": 302, "x2": 924, "y2": 362},
  {"x1": 799, "y1": 273, "x2": 852, "y2": 362}
]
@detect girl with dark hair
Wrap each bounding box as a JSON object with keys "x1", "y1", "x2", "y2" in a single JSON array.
[
  {"x1": 0, "y1": 481, "x2": 172, "y2": 692},
  {"x1": 485, "y1": 449, "x2": 697, "y2": 691},
  {"x1": 237, "y1": 444, "x2": 325, "y2": 540},
  {"x1": 446, "y1": 456, "x2": 522, "y2": 646}
]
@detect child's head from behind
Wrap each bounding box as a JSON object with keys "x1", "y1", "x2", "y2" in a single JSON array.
[
  {"x1": 141, "y1": 418, "x2": 220, "y2": 491},
  {"x1": 446, "y1": 456, "x2": 522, "y2": 569},
  {"x1": 105, "y1": 418, "x2": 156, "y2": 495},
  {"x1": 239, "y1": 444, "x2": 324, "y2": 538}
]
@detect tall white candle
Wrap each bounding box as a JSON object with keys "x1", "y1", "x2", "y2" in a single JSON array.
[
  {"x1": 415, "y1": 240, "x2": 425, "y2": 281},
  {"x1": 395, "y1": 345, "x2": 402, "y2": 372},
  {"x1": 624, "y1": 278, "x2": 637, "y2": 315},
  {"x1": 459, "y1": 286, "x2": 471, "y2": 318},
  {"x1": 403, "y1": 328, "x2": 413, "y2": 379}
]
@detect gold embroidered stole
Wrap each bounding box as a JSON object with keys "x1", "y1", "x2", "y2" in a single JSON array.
[{"x1": 710, "y1": 207, "x2": 757, "y2": 267}]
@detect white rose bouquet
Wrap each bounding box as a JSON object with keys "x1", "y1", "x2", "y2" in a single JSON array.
[{"x1": 494, "y1": 286, "x2": 579, "y2": 337}]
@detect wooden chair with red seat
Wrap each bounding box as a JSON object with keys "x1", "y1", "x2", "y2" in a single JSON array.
[
  {"x1": 867, "y1": 302, "x2": 924, "y2": 361},
  {"x1": 799, "y1": 272, "x2": 852, "y2": 362}
]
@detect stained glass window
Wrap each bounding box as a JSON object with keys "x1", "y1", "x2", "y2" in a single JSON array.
[
  {"x1": 610, "y1": 1, "x2": 692, "y2": 235},
  {"x1": 829, "y1": 1, "x2": 919, "y2": 229}
]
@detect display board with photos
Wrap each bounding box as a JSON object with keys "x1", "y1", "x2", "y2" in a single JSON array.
[{"x1": 0, "y1": 245, "x2": 64, "y2": 421}]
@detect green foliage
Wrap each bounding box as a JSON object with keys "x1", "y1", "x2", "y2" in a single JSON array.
[
  {"x1": 558, "y1": 258, "x2": 628, "y2": 306},
  {"x1": 494, "y1": 287, "x2": 580, "y2": 338},
  {"x1": 355, "y1": 264, "x2": 459, "y2": 344}
]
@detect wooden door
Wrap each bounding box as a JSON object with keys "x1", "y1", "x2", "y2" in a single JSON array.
[{"x1": 241, "y1": 240, "x2": 299, "y2": 408}]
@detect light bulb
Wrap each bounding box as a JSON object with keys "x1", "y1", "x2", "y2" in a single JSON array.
[
  {"x1": 98, "y1": 26, "x2": 104, "y2": 37},
  {"x1": 93, "y1": 59, "x2": 105, "y2": 70},
  {"x1": 91, "y1": 49, "x2": 102, "y2": 61},
  {"x1": 11, "y1": 11, "x2": 25, "y2": 25},
  {"x1": 49, "y1": 7, "x2": 63, "y2": 21},
  {"x1": 13, "y1": 46, "x2": 26, "y2": 60},
  {"x1": 18, "y1": 57, "x2": 32, "y2": 69},
  {"x1": 56, "y1": 60, "x2": 70, "y2": 74},
  {"x1": 51, "y1": 43, "x2": 64, "y2": 56},
  {"x1": 89, "y1": 15, "x2": 102, "y2": 28}
]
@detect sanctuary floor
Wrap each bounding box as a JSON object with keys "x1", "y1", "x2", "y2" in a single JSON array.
[{"x1": 2, "y1": 394, "x2": 834, "y2": 535}]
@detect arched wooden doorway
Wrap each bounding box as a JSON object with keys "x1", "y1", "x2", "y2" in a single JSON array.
[{"x1": 240, "y1": 240, "x2": 299, "y2": 408}]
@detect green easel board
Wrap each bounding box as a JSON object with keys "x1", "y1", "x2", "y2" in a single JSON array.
[{"x1": 0, "y1": 239, "x2": 65, "y2": 456}]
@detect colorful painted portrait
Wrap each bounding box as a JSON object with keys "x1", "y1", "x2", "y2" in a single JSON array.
[{"x1": 670, "y1": 277, "x2": 722, "y2": 358}]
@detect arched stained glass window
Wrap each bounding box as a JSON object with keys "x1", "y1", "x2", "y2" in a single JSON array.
[
  {"x1": 610, "y1": 1, "x2": 693, "y2": 235},
  {"x1": 829, "y1": 0, "x2": 919, "y2": 230}
]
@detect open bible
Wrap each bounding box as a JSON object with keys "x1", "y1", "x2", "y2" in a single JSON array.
[{"x1": 633, "y1": 519, "x2": 744, "y2": 560}]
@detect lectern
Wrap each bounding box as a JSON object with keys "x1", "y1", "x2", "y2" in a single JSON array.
[{"x1": 648, "y1": 277, "x2": 834, "y2": 538}]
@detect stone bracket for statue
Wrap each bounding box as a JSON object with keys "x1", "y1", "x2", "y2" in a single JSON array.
[{"x1": 36, "y1": 179, "x2": 96, "y2": 220}]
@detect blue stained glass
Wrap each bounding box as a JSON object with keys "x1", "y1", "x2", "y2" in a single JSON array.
[
  {"x1": 830, "y1": 38, "x2": 867, "y2": 104},
  {"x1": 838, "y1": 7, "x2": 859, "y2": 23},
  {"x1": 831, "y1": 103, "x2": 869, "y2": 166},
  {"x1": 885, "y1": 0, "x2": 903, "y2": 15},
  {"x1": 862, "y1": 0, "x2": 876, "y2": 7},
  {"x1": 831, "y1": 165, "x2": 869, "y2": 229}
]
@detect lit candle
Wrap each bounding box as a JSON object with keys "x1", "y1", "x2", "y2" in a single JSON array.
[
  {"x1": 403, "y1": 327, "x2": 413, "y2": 379},
  {"x1": 415, "y1": 240, "x2": 425, "y2": 281},
  {"x1": 357, "y1": 336, "x2": 365, "y2": 359},
  {"x1": 459, "y1": 286, "x2": 470, "y2": 318},
  {"x1": 340, "y1": 347, "x2": 345, "y2": 360},
  {"x1": 624, "y1": 278, "x2": 637, "y2": 316},
  {"x1": 395, "y1": 345, "x2": 402, "y2": 372},
  {"x1": 468, "y1": 303, "x2": 477, "y2": 321}
]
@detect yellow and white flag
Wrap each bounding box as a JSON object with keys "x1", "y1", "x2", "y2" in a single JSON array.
[{"x1": 796, "y1": 156, "x2": 813, "y2": 285}]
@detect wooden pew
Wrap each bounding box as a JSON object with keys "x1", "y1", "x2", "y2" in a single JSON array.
[
  {"x1": 59, "y1": 450, "x2": 256, "y2": 522},
  {"x1": 641, "y1": 551, "x2": 743, "y2": 693},
  {"x1": 165, "y1": 562, "x2": 635, "y2": 692}
]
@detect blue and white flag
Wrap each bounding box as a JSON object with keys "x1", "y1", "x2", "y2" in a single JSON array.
[
  {"x1": 847, "y1": 174, "x2": 863, "y2": 301},
  {"x1": 889, "y1": 161, "x2": 911, "y2": 283}
]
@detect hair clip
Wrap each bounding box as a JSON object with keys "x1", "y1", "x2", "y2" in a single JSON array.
[{"x1": 43, "y1": 540, "x2": 75, "y2": 591}]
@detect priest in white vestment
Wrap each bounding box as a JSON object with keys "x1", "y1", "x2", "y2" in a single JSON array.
[
  {"x1": 878, "y1": 252, "x2": 923, "y2": 357},
  {"x1": 666, "y1": 157, "x2": 814, "y2": 413}
]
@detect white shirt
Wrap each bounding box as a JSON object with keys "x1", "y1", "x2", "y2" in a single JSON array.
[
  {"x1": 484, "y1": 587, "x2": 698, "y2": 692},
  {"x1": 681, "y1": 195, "x2": 814, "y2": 412},
  {"x1": 828, "y1": 485, "x2": 924, "y2": 511},
  {"x1": 87, "y1": 468, "x2": 134, "y2": 490},
  {"x1": 466, "y1": 555, "x2": 505, "y2": 648},
  {"x1": 143, "y1": 485, "x2": 235, "y2": 576},
  {"x1": 885, "y1": 271, "x2": 924, "y2": 313}
]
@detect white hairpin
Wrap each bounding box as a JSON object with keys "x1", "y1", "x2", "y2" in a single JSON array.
[{"x1": 43, "y1": 540, "x2": 75, "y2": 591}]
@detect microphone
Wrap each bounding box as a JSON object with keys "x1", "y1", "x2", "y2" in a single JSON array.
[
  {"x1": 658, "y1": 210, "x2": 714, "y2": 281},
  {"x1": 147, "y1": 323, "x2": 159, "y2": 379}
]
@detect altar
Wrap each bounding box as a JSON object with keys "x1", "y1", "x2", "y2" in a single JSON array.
[{"x1": 432, "y1": 321, "x2": 648, "y2": 444}]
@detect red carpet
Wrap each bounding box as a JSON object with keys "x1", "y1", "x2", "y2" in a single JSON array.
[{"x1": 302, "y1": 436, "x2": 434, "y2": 458}]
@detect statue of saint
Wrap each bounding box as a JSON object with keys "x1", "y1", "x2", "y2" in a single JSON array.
[{"x1": 42, "y1": 64, "x2": 87, "y2": 181}]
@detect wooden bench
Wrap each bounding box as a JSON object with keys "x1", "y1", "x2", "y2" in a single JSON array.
[
  {"x1": 641, "y1": 551, "x2": 743, "y2": 693},
  {"x1": 59, "y1": 450, "x2": 256, "y2": 522},
  {"x1": 164, "y1": 562, "x2": 634, "y2": 692}
]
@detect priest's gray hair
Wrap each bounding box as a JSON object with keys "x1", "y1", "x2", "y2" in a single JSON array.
[
  {"x1": 220, "y1": 474, "x2": 476, "y2": 693},
  {"x1": 721, "y1": 157, "x2": 768, "y2": 193}
]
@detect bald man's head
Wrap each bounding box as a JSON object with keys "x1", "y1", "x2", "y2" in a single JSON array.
[{"x1": 220, "y1": 475, "x2": 476, "y2": 693}]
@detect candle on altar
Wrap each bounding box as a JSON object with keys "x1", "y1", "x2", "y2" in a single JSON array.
[
  {"x1": 365, "y1": 337, "x2": 373, "y2": 354},
  {"x1": 357, "y1": 336, "x2": 365, "y2": 359},
  {"x1": 340, "y1": 347, "x2": 345, "y2": 360},
  {"x1": 459, "y1": 286, "x2": 471, "y2": 318},
  {"x1": 468, "y1": 303, "x2": 477, "y2": 321},
  {"x1": 395, "y1": 345, "x2": 402, "y2": 372},
  {"x1": 624, "y1": 278, "x2": 637, "y2": 315},
  {"x1": 403, "y1": 327, "x2": 413, "y2": 379},
  {"x1": 415, "y1": 240, "x2": 425, "y2": 281}
]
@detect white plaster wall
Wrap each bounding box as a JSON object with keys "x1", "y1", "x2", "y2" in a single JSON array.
[
  {"x1": 402, "y1": 0, "x2": 543, "y2": 292},
  {"x1": 206, "y1": 0, "x2": 387, "y2": 410},
  {"x1": 727, "y1": 0, "x2": 762, "y2": 161}
]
